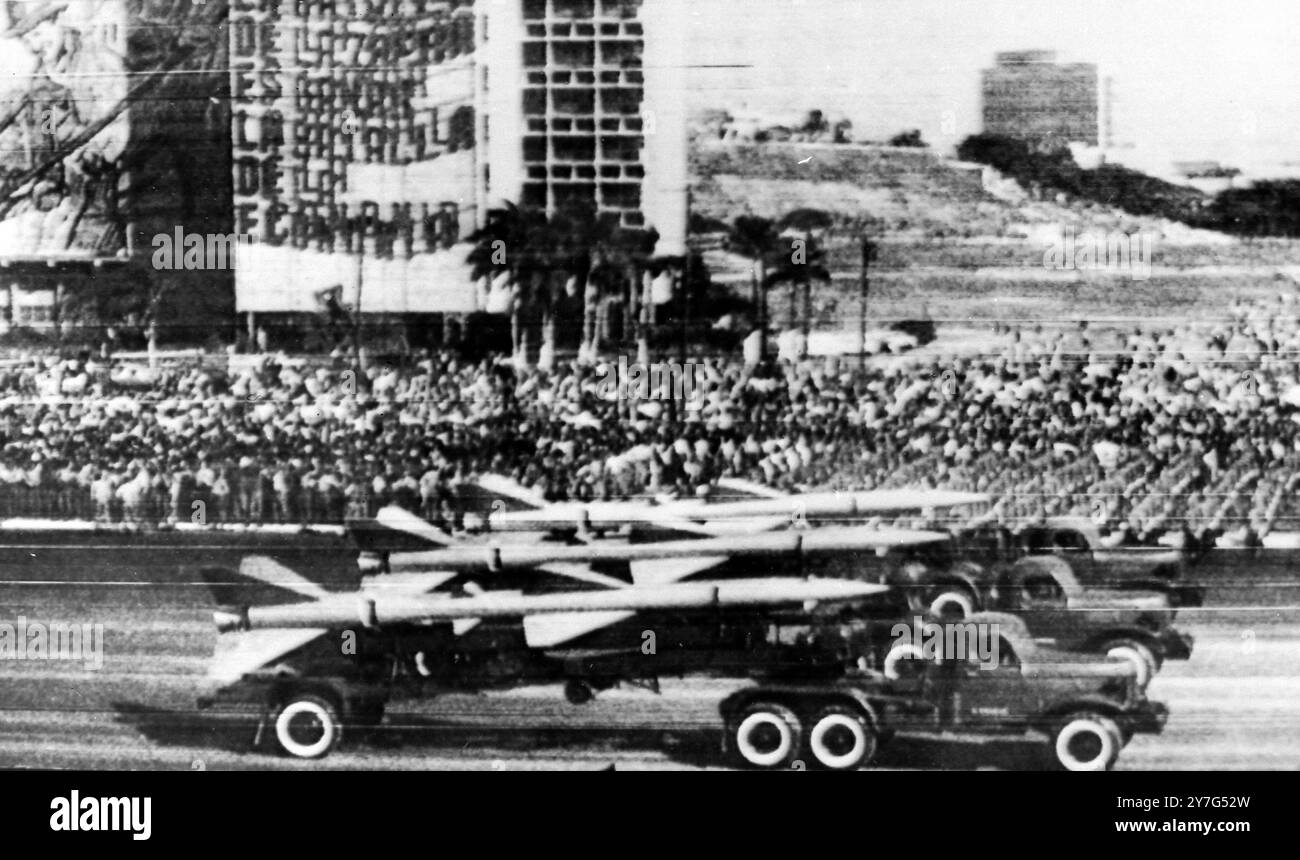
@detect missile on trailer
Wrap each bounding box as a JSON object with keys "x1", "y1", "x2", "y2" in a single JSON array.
[
  {"x1": 485, "y1": 489, "x2": 990, "y2": 531},
  {"x1": 383, "y1": 524, "x2": 949, "y2": 573},
  {"x1": 666, "y1": 489, "x2": 991, "y2": 521},
  {"x1": 214, "y1": 577, "x2": 889, "y2": 633}
]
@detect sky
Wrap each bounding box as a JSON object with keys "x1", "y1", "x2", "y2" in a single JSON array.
[{"x1": 681, "y1": 0, "x2": 1300, "y2": 174}]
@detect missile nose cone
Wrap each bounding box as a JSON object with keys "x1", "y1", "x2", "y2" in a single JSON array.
[{"x1": 214, "y1": 607, "x2": 250, "y2": 633}]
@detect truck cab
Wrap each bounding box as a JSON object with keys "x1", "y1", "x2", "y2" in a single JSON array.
[{"x1": 721, "y1": 613, "x2": 1168, "y2": 771}]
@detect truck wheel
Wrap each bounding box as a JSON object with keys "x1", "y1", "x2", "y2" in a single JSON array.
[
  {"x1": 928, "y1": 587, "x2": 976, "y2": 620},
  {"x1": 272, "y1": 693, "x2": 343, "y2": 759},
  {"x1": 730, "y1": 702, "x2": 802, "y2": 769},
  {"x1": 807, "y1": 705, "x2": 877, "y2": 771},
  {"x1": 1103, "y1": 639, "x2": 1159, "y2": 690},
  {"x1": 1051, "y1": 712, "x2": 1120, "y2": 771}
]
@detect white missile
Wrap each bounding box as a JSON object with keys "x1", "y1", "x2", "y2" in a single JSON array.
[
  {"x1": 215, "y1": 577, "x2": 889, "y2": 633},
  {"x1": 665, "y1": 489, "x2": 991, "y2": 521},
  {"x1": 384, "y1": 525, "x2": 950, "y2": 573},
  {"x1": 486, "y1": 489, "x2": 989, "y2": 532}
]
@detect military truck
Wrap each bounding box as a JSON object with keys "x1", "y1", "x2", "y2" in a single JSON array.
[
  {"x1": 720, "y1": 613, "x2": 1167, "y2": 771},
  {"x1": 875, "y1": 517, "x2": 1202, "y2": 626}
]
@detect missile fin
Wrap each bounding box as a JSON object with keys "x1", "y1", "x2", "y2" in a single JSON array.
[
  {"x1": 537, "y1": 562, "x2": 629, "y2": 589},
  {"x1": 374, "y1": 505, "x2": 457, "y2": 546},
  {"x1": 523, "y1": 611, "x2": 636, "y2": 648},
  {"x1": 629, "y1": 555, "x2": 728, "y2": 586},
  {"x1": 207, "y1": 628, "x2": 329, "y2": 688},
  {"x1": 360, "y1": 571, "x2": 459, "y2": 595},
  {"x1": 222, "y1": 556, "x2": 331, "y2": 602},
  {"x1": 452, "y1": 618, "x2": 482, "y2": 636}
]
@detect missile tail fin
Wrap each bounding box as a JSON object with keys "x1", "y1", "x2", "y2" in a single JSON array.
[
  {"x1": 462, "y1": 474, "x2": 548, "y2": 513},
  {"x1": 372, "y1": 505, "x2": 457, "y2": 546},
  {"x1": 200, "y1": 557, "x2": 329, "y2": 609}
]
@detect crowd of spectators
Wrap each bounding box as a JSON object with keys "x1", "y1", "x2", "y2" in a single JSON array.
[{"x1": 3, "y1": 293, "x2": 1300, "y2": 542}]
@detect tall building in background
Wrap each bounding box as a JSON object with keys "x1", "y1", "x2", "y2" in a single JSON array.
[
  {"x1": 0, "y1": 1, "x2": 230, "y2": 336},
  {"x1": 505, "y1": 0, "x2": 687, "y2": 251},
  {"x1": 229, "y1": 0, "x2": 687, "y2": 323},
  {"x1": 981, "y1": 51, "x2": 1100, "y2": 147},
  {"x1": 1099, "y1": 73, "x2": 1116, "y2": 150}
]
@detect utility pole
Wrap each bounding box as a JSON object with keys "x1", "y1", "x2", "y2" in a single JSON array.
[
  {"x1": 858, "y1": 236, "x2": 874, "y2": 368},
  {"x1": 679, "y1": 250, "x2": 690, "y2": 365},
  {"x1": 801, "y1": 230, "x2": 812, "y2": 344},
  {"x1": 757, "y1": 255, "x2": 767, "y2": 361},
  {"x1": 679, "y1": 185, "x2": 693, "y2": 366},
  {"x1": 353, "y1": 244, "x2": 364, "y2": 375}
]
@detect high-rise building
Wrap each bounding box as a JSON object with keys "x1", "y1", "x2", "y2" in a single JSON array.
[
  {"x1": 507, "y1": 0, "x2": 687, "y2": 246},
  {"x1": 0, "y1": 1, "x2": 230, "y2": 335},
  {"x1": 228, "y1": 0, "x2": 687, "y2": 321},
  {"x1": 981, "y1": 51, "x2": 1100, "y2": 147}
]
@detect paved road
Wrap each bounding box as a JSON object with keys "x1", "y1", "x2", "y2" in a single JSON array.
[{"x1": 0, "y1": 541, "x2": 1296, "y2": 770}]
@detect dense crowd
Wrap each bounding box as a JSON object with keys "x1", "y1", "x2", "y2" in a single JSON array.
[{"x1": 3, "y1": 292, "x2": 1300, "y2": 541}]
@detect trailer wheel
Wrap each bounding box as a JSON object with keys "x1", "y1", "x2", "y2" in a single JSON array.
[
  {"x1": 730, "y1": 702, "x2": 802, "y2": 769},
  {"x1": 272, "y1": 693, "x2": 343, "y2": 759},
  {"x1": 807, "y1": 705, "x2": 877, "y2": 771},
  {"x1": 1051, "y1": 711, "x2": 1121, "y2": 771},
  {"x1": 1102, "y1": 639, "x2": 1159, "y2": 690}
]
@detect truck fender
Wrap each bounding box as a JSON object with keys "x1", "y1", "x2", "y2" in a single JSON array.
[
  {"x1": 1042, "y1": 516, "x2": 1103, "y2": 550},
  {"x1": 909, "y1": 562, "x2": 989, "y2": 616},
  {"x1": 1038, "y1": 695, "x2": 1125, "y2": 728},
  {"x1": 1081, "y1": 626, "x2": 1160, "y2": 654},
  {"x1": 936, "y1": 562, "x2": 989, "y2": 598},
  {"x1": 1001, "y1": 556, "x2": 1080, "y2": 607},
  {"x1": 817, "y1": 688, "x2": 882, "y2": 730}
]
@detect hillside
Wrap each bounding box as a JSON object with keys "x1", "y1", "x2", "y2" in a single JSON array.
[{"x1": 691, "y1": 140, "x2": 1300, "y2": 332}]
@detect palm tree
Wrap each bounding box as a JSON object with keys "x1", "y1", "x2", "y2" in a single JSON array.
[
  {"x1": 514, "y1": 209, "x2": 556, "y2": 370},
  {"x1": 466, "y1": 203, "x2": 542, "y2": 367},
  {"x1": 541, "y1": 201, "x2": 598, "y2": 369},
  {"x1": 614, "y1": 226, "x2": 660, "y2": 365},
  {"x1": 579, "y1": 220, "x2": 657, "y2": 361},
  {"x1": 578, "y1": 213, "x2": 618, "y2": 361},
  {"x1": 776, "y1": 209, "x2": 834, "y2": 341},
  {"x1": 470, "y1": 201, "x2": 612, "y2": 370},
  {"x1": 778, "y1": 208, "x2": 835, "y2": 234},
  {"x1": 727, "y1": 215, "x2": 781, "y2": 359},
  {"x1": 763, "y1": 229, "x2": 829, "y2": 356}
]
